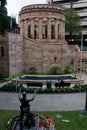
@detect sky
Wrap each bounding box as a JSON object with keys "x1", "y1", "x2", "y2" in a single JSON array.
[{"x1": 6, "y1": 0, "x2": 46, "y2": 16}]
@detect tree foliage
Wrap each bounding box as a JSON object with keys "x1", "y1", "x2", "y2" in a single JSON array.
[
  {"x1": 0, "y1": 0, "x2": 9, "y2": 34},
  {"x1": 65, "y1": 8, "x2": 82, "y2": 34},
  {"x1": 0, "y1": 0, "x2": 7, "y2": 7},
  {"x1": 0, "y1": 6, "x2": 9, "y2": 35},
  {"x1": 0, "y1": 0, "x2": 17, "y2": 35}
]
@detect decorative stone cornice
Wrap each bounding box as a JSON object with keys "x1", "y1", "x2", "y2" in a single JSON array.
[
  {"x1": 19, "y1": 4, "x2": 65, "y2": 16},
  {"x1": 19, "y1": 4, "x2": 65, "y2": 40}
]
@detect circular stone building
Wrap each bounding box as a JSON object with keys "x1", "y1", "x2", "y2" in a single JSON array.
[
  {"x1": 19, "y1": 4, "x2": 76, "y2": 74},
  {"x1": 19, "y1": 4, "x2": 65, "y2": 40}
]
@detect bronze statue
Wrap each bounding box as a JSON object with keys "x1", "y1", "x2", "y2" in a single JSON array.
[{"x1": 18, "y1": 90, "x2": 36, "y2": 128}]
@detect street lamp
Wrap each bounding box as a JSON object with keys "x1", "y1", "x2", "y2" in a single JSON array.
[
  {"x1": 14, "y1": 42, "x2": 18, "y2": 92},
  {"x1": 81, "y1": 33, "x2": 87, "y2": 115},
  {"x1": 82, "y1": 88, "x2": 87, "y2": 115},
  {"x1": 79, "y1": 33, "x2": 83, "y2": 85},
  {"x1": 70, "y1": 0, "x2": 73, "y2": 9}
]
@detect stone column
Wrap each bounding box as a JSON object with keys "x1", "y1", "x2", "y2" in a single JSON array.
[
  {"x1": 24, "y1": 19, "x2": 28, "y2": 37},
  {"x1": 31, "y1": 18, "x2": 34, "y2": 39},
  {"x1": 62, "y1": 21, "x2": 65, "y2": 40},
  {"x1": 60, "y1": 20, "x2": 64, "y2": 40},
  {"x1": 48, "y1": 19, "x2": 51, "y2": 39},
  {"x1": 42, "y1": 25, "x2": 45, "y2": 38},
  {"x1": 39, "y1": 18, "x2": 42, "y2": 39},
  {"x1": 20, "y1": 20, "x2": 24, "y2": 36},
  {"x1": 55, "y1": 19, "x2": 58, "y2": 40},
  {"x1": 58, "y1": 21, "x2": 61, "y2": 39}
]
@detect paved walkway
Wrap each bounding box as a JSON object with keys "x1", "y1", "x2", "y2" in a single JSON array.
[
  {"x1": 0, "y1": 92, "x2": 86, "y2": 111},
  {"x1": 0, "y1": 72, "x2": 87, "y2": 111},
  {"x1": 77, "y1": 72, "x2": 87, "y2": 84}
]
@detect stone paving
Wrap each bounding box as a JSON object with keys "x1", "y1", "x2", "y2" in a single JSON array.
[
  {"x1": 0, "y1": 91, "x2": 86, "y2": 112},
  {"x1": 0, "y1": 72, "x2": 87, "y2": 111}
]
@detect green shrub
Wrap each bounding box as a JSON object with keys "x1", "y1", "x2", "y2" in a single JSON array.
[
  {"x1": 65, "y1": 87, "x2": 72, "y2": 93},
  {"x1": 4, "y1": 73, "x2": 23, "y2": 81},
  {"x1": 55, "y1": 88, "x2": 61, "y2": 93},
  {"x1": 1, "y1": 82, "x2": 87, "y2": 94},
  {"x1": 65, "y1": 65, "x2": 73, "y2": 74},
  {"x1": 73, "y1": 87, "x2": 81, "y2": 92},
  {"x1": 26, "y1": 88, "x2": 36, "y2": 93},
  {"x1": 44, "y1": 88, "x2": 54, "y2": 93},
  {"x1": 37, "y1": 88, "x2": 43, "y2": 93},
  {"x1": 80, "y1": 87, "x2": 86, "y2": 92},
  {"x1": 29, "y1": 67, "x2": 37, "y2": 74},
  {"x1": 50, "y1": 66, "x2": 61, "y2": 74},
  {"x1": 60, "y1": 88, "x2": 66, "y2": 93},
  {"x1": 0, "y1": 83, "x2": 16, "y2": 92}
]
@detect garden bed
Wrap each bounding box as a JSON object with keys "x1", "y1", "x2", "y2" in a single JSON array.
[
  {"x1": 0, "y1": 82, "x2": 87, "y2": 93},
  {"x1": 7, "y1": 114, "x2": 55, "y2": 130}
]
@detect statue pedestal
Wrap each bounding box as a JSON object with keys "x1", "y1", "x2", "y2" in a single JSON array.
[{"x1": 12, "y1": 116, "x2": 39, "y2": 130}]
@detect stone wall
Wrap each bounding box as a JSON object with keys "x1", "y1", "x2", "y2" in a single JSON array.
[
  {"x1": 23, "y1": 37, "x2": 72, "y2": 73},
  {"x1": 0, "y1": 35, "x2": 9, "y2": 76},
  {"x1": 0, "y1": 33, "x2": 23, "y2": 76},
  {"x1": 1, "y1": 33, "x2": 87, "y2": 76},
  {"x1": 8, "y1": 33, "x2": 23, "y2": 76}
]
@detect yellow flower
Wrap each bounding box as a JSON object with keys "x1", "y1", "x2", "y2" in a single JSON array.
[
  {"x1": 7, "y1": 121, "x2": 11, "y2": 125},
  {"x1": 10, "y1": 119, "x2": 12, "y2": 122}
]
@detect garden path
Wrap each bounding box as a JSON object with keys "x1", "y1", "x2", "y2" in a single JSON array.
[
  {"x1": 0, "y1": 92, "x2": 85, "y2": 111},
  {"x1": 0, "y1": 72, "x2": 87, "y2": 111}
]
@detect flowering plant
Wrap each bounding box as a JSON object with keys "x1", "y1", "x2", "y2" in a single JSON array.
[
  {"x1": 6, "y1": 115, "x2": 20, "y2": 129},
  {"x1": 6, "y1": 114, "x2": 55, "y2": 130}
]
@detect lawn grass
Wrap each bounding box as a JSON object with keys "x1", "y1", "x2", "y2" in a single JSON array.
[
  {"x1": 4, "y1": 72, "x2": 76, "y2": 81},
  {"x1": 23, "y1": 73, "x2": 76, "y2": 77},
  {"x1": 0, "y1": 109, "x2": 87, "y2": 130}
]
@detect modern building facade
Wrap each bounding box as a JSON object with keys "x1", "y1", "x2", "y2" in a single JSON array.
[
  {"x1": 51, "y1": 0, "x2": 87, "y2": 30},
  {"x1": 46, "y1": 0, "x2": 87, "y2": 46}
]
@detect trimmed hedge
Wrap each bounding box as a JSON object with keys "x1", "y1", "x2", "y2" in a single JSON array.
[{"x1": 0, "y1": 83, "x2": 87, "y2": 93}]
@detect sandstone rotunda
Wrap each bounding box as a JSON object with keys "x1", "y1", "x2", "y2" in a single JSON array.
[
  {"x1": 0, "y1": 4, "x2": 80, "y2": 76},
  {"x1": 19, "y1": 4, "x2": 75, "y2": 74}
]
